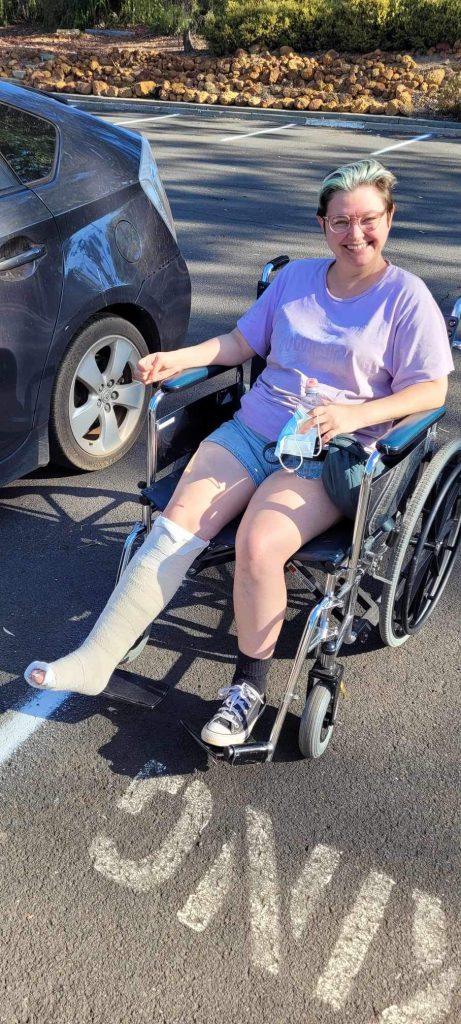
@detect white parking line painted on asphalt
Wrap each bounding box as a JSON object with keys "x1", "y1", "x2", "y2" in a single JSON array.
[
  {"x1": 113, "y1": 113, "x2": 182, "y2": 125},
  {"x1": 375, "y1": 968, "x2": 458, "y2": 1023},
  {"x1": 412, "y1": 890, "x2": 447, "y2": 972},
  {"x1": 0, "y1": 691, "x2": 69, "y2": 768},
  {"x1": 218, "y1": 122, "x2": 296, "y2": 142},
  {"x1": 290, "y1": 844, "x2": 342, "y2": 942},
  {"x1": 316, "y1": 870, "x2": 396, "y2": 1010},
  {"x1": 90, "y1": 777, "x2": 212, "y2": 892},
  {"x1": 372, "y1": 133, "x2": 433, "y2": 155},
  {"x1": 117, "y1": 758, "x2": 184, "y2": 815},
  {"x1": 246, "y1": 806, "x2": 281, "y2": 976},
  {"x1": 177, "y1": 835, "x2": 237, "y2": 932}
]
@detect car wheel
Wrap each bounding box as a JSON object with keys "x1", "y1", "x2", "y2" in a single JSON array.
[{"x1": 50, "y1": 315, "x2": 151, "y2": 470}]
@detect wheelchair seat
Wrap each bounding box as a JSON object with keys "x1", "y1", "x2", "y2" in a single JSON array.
[{"x1": 142, "y1": 474, "x2": 353, "y2": 570}]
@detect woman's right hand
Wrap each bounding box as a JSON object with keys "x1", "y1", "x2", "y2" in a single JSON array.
[{"x1": 134, "y1": 350, "x2": 185, "y2": 385}]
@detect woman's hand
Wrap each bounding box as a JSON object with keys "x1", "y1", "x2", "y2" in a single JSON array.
[
  {"x1": 134, "y1": 350, "x2": 185, "y2": 386},
  {"x1": 299, "y1": 401, "x2": 365, "y2": 443}
]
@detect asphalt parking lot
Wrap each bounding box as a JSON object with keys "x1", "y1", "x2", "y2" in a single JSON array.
[{"x1": 0, "y1": 106, "x2": 460, "y2": 1024}]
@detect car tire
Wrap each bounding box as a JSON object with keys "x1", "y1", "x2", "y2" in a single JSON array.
[{"x1": 50, "y1": 315, "x2": 151, "y2": 471}]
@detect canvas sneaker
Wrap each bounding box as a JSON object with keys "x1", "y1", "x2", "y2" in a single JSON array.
[{"x1": 201, "y1": 682, "x2": 266, "y2": 747}]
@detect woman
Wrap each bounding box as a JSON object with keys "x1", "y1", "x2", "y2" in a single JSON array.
[{"x1": 24, "y1": 158, "x2": 454, "y2": 747}]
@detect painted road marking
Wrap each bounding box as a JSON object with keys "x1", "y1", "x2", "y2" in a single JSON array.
[
  {"x1": 218, "y1": 122, "x2": 296, "y2": 142},
  {"x1": 375, "y1": 968, "x2": 458, "y2": 1023},
  {"x1": 372, "y1": 133, "x2": 433, "y2": 155},
  {"x1": 90, "y1": 777, "x2": 212, "y2": 892},
  {"x1": 246, "y1": 806, "x2": 281, "y2": 976},
  {"x1": 413, "y1": 890, "x2": 447, "y2": 973},
  {"x1": 90, "y1": 765, "x2": 458, "y2": 1020},
  {"x1": 290, "y1": 844, "x2": 342, "y2": 942},
  {"x1": 116, "y1": 758, "x2": 184, "y2": 815},
  {"x1": 0, "y1": 691, "x2": 69, "y2": 767},
  {"x1": 113, "y1": 113, "x2": 182, "y2": 126},
  {"x1": 177, "y1": 836, "x2": 237, "y2": 932},
  {"x1": 316, "y1": 870, "x2": 396, "y2": 1010}
]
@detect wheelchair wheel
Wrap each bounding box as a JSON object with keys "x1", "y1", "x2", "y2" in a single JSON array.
[
  {"x1": 379, "y1": 439, "x2": 461, "y2": 648},
  {"x1": 298, "y1": 684, "x2": 334, "y2": 759},
  {"x1": 115, "y1": 524, "x2": 151, "y2": 665}
]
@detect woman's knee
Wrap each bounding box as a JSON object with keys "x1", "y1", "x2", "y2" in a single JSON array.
[{"x1": 235, "y1": 519, "x2": 288, "y2": 576}]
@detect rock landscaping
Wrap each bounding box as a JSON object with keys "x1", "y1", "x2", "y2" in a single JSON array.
[{"x1": 1, "y1": 30, "x2": 461, "y2": 118}]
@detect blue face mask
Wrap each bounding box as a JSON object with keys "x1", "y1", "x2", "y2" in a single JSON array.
[{"x1": 274, "y1": 405, "x2": 323, "y2": 473}]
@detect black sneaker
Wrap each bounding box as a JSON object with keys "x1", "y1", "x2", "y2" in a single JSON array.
[{"x1": 201, "y1": 682, "x2": 266, "y2": 747}]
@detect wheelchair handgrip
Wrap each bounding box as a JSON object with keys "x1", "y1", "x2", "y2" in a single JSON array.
[
  {"x1": 376, "y1": 407, "x2": 445, "y2": 457},
  {"x1": 160, "y1": 364, "x2": 234, "y2": 392}
]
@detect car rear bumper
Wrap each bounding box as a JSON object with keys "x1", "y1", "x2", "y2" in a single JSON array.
[{"x1": 0, "y1": 423, "x2": 49, "y2": 487}]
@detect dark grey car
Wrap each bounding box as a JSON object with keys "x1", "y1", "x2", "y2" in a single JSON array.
[{"x1": 0, "y1": 82, "x2": 191, "y2": 484}]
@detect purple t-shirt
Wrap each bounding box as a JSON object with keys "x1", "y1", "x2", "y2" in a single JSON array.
[{"x1": 236, "y1": 258, "x2": 454, "y2": 448}]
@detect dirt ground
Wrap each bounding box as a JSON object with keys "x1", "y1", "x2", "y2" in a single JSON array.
[{"x1": 0, "y1": 23, "x2": 208, "y2": 57}]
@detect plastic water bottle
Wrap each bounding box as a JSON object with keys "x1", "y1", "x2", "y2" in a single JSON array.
[{"x1": 299, "y1": 378, "x2": 322, "y2": 455}]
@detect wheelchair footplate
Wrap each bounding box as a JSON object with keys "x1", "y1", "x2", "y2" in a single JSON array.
[
  {"x1": 181, "y1": 720, "x2": 273, "y2": 764},
  {"x1": 102, "y1": 669, "x2": 169, "y2": 710}
]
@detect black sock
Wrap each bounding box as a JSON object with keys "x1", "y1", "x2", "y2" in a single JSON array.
[{"x1": 232, "y1": 650, "x2": 271, "y2": 696}]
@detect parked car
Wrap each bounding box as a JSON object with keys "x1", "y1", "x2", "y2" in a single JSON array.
[{"x1": 0, "y1": 82, "x2": 191, "y2": 485}]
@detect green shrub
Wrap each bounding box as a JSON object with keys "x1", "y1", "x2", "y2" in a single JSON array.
[
  {"x1": 307, "y1": 0, "x2": 390, "y2": 52},
  {"x1": 120, "y1": 0, "x2": 201, "y2": 33},
  {"x1": 203, "y1": 0, "x2": 461, "y2": 55},
  {"x1": 204, "y1": 0, "x2": 301, "y2": 55},
  {"x1": 383, "y1": 0, "x2": 461, "y2": 51},
  {"x1": 4, "y1": 0, "x2": 117, "y2": 28}
]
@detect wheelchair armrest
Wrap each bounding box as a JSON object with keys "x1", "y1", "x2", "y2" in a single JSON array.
[
  {"x1": 160, "y1": 365, "x2": 236, "y2": 393},
  {"x1": 376, "y1": 407, "x2": 445, "y2": 458}
]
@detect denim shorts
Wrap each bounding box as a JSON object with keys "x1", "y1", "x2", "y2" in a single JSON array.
[
  {"x1": 206, "y1": 415, "x2": 379, "y2": 519},
  {"x1": 205, "y1": 413, "x2": 325, "y2": 488}
]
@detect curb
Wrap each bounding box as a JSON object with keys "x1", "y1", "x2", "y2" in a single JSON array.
[{"x1": 52, "y1": 93, "x2": 461, "y2": 138}]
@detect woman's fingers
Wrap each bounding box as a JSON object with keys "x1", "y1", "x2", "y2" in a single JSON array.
[{"x1": 135, "y1": 353, "x2": 168, "y2": 384}]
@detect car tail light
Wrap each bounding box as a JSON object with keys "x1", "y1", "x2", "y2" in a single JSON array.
[{"x1": 138, "y1": 135, "x2": 177, "y2": 241}]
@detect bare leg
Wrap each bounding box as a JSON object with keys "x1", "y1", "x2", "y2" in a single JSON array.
[
  {"x1": 234, "y1": 472, "x2": 342, "y2": 659},
  {"x1": 26, "y1": 442, "x2": 256, "y2": 693},
  {"x1": 163, "y1": 440, "x2": 256, "y2": 540}
]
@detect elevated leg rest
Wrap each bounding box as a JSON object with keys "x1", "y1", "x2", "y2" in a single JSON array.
[{"x1": 103, "y1": 670, "x2": 169, "y2": 710}]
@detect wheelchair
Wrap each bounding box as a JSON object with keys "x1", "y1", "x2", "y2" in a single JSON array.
[
  {"x1": 106, "y1": 256, "x2": 461, "y2": 765},
  {"x1": 447, "y1": 294, "x2": 461, "y2": 350}
]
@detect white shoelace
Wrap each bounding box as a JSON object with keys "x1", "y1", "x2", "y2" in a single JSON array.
[{"x1": 216, "y1": 683, "x2": 262, "y2": 728}]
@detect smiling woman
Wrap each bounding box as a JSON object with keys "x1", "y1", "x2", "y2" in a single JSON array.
[{"x1": 24, "y1": 158, "x2": 455, "y2": 755}]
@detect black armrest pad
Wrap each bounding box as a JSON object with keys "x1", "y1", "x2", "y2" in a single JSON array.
[
  {"x1": 160, "y1": 365, "x2": 236, "y2": 393},
  {"x1": 376, "y1": 407, "x2": 445, "y2": 457}
]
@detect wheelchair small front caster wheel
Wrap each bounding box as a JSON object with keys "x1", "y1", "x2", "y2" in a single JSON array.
[{"x1": 298, "y1": 684, "x2": 334, "y2": 759}]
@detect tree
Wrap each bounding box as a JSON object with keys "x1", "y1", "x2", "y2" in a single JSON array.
[{"x1": 170, "y1": 0, "x2": 200, "y2": 53}]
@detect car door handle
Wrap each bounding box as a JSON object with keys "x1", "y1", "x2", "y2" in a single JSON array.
[{"x1": 0, "y1": 245, "x2": 46, "y2": 272}]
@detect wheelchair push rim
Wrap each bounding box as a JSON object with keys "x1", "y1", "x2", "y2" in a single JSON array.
[
  {"x1": 379, "y1": 440, "x2": 461, "y2": 647},
  {"x1": 402, "y1": 460, "x2": 461, "y2": 634}
]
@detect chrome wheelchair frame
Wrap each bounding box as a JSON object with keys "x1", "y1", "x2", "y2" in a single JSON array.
[
  {"x1": 447, "y1": 295, "x2": 461, "y2": 350},
  {"x1": 110, "y1": 260, "x2": 461, "y2": 765}
]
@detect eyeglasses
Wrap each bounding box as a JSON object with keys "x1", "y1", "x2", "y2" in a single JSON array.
[{"x1": 323, "y1": 210, "x2": 387, "y2": 234}]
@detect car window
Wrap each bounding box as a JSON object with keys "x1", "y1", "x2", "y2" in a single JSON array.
[
  {"x1": 0, "y1": 154, "x2": 18, "y2": 191},
  {"x1": 0, "y1": 102, "x2": 57, "y2": 184}
]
